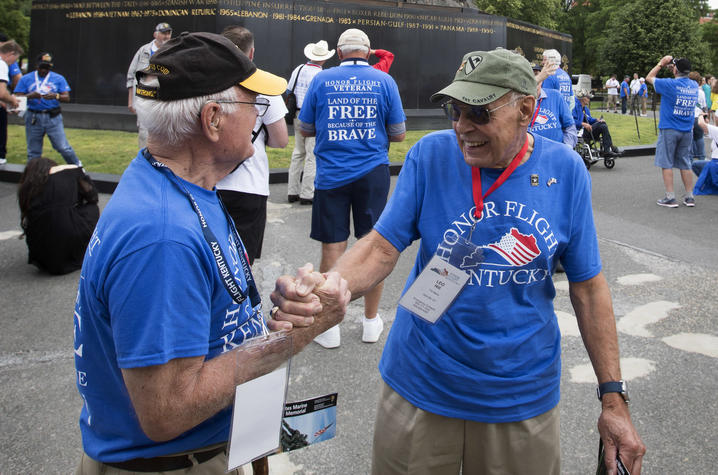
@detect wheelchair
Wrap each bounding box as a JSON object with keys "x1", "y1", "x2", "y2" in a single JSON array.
[{"x1": 575, "y1": 128, "x2": 616, "y2": 170}]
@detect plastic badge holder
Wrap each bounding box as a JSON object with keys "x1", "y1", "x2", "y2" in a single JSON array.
[{"x1": 227, "y1": 331, "x2": 293, "y2": 471}]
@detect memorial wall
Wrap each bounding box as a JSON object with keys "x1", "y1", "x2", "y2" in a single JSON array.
[{"x1": 28, "y1": 0, "x2": 572, "y2": 108}]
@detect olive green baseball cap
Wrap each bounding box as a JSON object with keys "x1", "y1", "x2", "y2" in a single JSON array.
[{"x1": 430, "y1": 48, "x2": 537, "y2": 106}]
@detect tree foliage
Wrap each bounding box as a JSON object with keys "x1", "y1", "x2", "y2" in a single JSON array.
[
  {"x1": 700, "y1": 20, "x2": 718, "y2": 75},
  {"x1": 473, "y1": 0, "x2": 565, "y2": 30},
  {"x1": 0, "y1": 0, "x2": 31, "y2": 52},
  {"x1": 596, "y1": 0, "x2": 712, "y2": 78}
]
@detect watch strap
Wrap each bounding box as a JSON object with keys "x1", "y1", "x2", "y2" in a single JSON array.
[{"x1": 597, "y1": 380, "x2": 628, "y2": 402}]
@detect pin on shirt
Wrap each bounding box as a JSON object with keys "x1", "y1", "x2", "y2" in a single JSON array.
[
  {"x1": 530, "y1": 174, "x2": 539, "y2": 187},
  {"x1": 547, "y1": 177, "x2": 557, "y2": 187}
]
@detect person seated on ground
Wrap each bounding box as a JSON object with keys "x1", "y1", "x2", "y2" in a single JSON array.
[
  {"x1": 576, "y1": 89, "x2": 622, "y2": 157},
  {"x1": 18, "y1": 157, "x2": 99, "y2": 274},
  {"x1": 692, "y1": 113, "x2": 718, "y2": 195}
]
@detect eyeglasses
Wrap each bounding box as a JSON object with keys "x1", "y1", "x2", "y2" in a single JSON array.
[
  {"x1": 205, "y1": 97, "x2": 271, "y2": 117},
  {"x1": 441, "y1": 96, "x2": 522, "y2": 125}
]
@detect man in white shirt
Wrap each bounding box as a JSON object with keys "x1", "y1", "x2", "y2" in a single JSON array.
[
  {"x1": 629, "y1": 73, "x2": 641, "y2": 115},
  {"x1": 0, "y1": 40, "x2": 22, "y2": 165},
  {"x1": 286, "y1": 40, "x2": 335, "y2": 204},
  {"x1": 126, "y1": 22, "x2": 172, "y2": 148},
  {"x1": 605, "y1": 74, "x2": 619, "y2": 113},
  {"x1": 216, "y1": 25, "x2": 288, "y2": 265}
]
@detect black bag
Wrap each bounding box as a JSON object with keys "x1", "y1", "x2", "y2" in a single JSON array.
[
  {"x1": 284, "y1": 91, "x2": 298, "y2": 122},
  {"x1": 284, "y1": 64, "x2": 305, "y2": 125}
]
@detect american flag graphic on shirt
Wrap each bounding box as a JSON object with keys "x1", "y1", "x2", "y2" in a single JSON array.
[{"x1": 486, "y1": 228, "x2": 540, "y2": 266}]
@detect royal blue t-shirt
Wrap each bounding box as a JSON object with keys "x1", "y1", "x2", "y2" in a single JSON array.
[
  {"x1": 8, "y1": 62, "x2": 21, "y2": 82},
  {"x1": 374, "y1": 131, "x2": 601, "y2": 423},
  {"x1": 654, "y1": 77, "x2": 698, "y2": 132},
  {"x1": 530, "y1": 88, "x2": 574, "y2": 144},
  {"x1": 543, "y1": 68, "x2": 574, "y2": 111},
  {"x1": 14, "y1": 70, "x2": 70, "y2": 111},
  {"x1": 638, "y1": 83, "x2": 647, "y2": 98},
  {"x1": 74, "y1": 152, "x2": 264, "y2": 462},
  {"x1": 620, "y1": 80, "x2": 630, "y2": 98},
  {"x1": 298, "y1": 60, "x2": 406, "y2": 189},
  {"x1": 572, "y1": 96, "x2": 584, "y2": 129}
]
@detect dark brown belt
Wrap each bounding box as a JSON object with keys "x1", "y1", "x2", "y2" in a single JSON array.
[{"x1": 104, "y1": 445, "x2": 226, "y2": 472}]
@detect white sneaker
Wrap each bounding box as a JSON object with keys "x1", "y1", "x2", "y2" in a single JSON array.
[
  {"x1": 0, "y1": 158, "x2": 6, "y2": 165},
  {"x1": 314, "y1": 325, "x2": 340, "y2": 349},
  {"x1": 362, "y1": 315, "x2": 384, "y2": 343}
]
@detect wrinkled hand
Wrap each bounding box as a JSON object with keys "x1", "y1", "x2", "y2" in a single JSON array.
[
  {"x1": 583, "y1": 123, "x2": 592, "y2": 132},
  {"x1": 312, "y1": 271, "x2": 350, "y2": 331},
  {"x1": 269, "y1": 263, "x2": 324, "y2": 331},
  {"x1": 598, "y1": 398, "x2": 646, "y2": 474}
]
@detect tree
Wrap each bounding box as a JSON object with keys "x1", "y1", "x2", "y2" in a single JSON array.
[
  {"x1": 0, "y1": 0, "x2": 30, "y2": 52},
  {"x1": 699, "y1": 19, "x2": 718, "y2": 74},
  {"x1": 473, "y1": 0, "x2": 566, "y2": 30},
  {"x1": 596, "y1": 0, "x2": 711, "y2": 79}
]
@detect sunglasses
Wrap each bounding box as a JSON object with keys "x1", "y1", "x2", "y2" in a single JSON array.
[{"x1": 441, "y1": 96, "x2": 522, "y2": 125}]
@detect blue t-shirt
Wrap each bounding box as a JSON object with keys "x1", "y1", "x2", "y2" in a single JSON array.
[
  {"x1": 374, "y1": 131, "x2": 601, "y2": 423},
  {"x1": 530, "y1": 88, "x2": 574, "y2": 144},
  {"x1": 298, "y1": 60, "x2": 406, "y2": 189},
  {"x1": 14, "y1": 70, "x2": 70, "y2": 111},
  {"x1": 638, "y1": 83, "x2": 648, "y2": 98},
  {"x1": 74, "y1": 152, "x2": 263, "y2": 462},
  {"x1": 572, "y1": 96, "x2": 584, "y2": 129},
  {"x1": 542, "y1": 68, "x2": 574, "y2": 111},
  {"x1": 620, "y1": 80, "x2": 630, "y2": 98},
  {"x1": 654, "y1": 77, "x2": 698, "y2": 131},
  {"x1": 8, "y1": 62, "x2": 21, "y2": 82}
]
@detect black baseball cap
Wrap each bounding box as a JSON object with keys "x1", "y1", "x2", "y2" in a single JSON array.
[
  {"x1": 135, "y1": 32, "x2": 286, "y2": 101},
  {"x1": 155, "y1": 22, "x2": 172, "y2": 33},
  {"x1": 37, "y1": 52, "x2": 54, "y2": 68},
  {"x1": 672, "y1": 57, "x2": 691, "y2": 74}
]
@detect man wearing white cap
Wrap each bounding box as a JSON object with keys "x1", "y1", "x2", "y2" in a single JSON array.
[
  {"x1": 286, "y1": 39, "x2": 335, "y2": 204},
  {"x1": 297, "y1": 28, "x2": 406, "y2": 349},
  {"x1": 126, "y1": 22, "x2": 173, "y2": 149}
]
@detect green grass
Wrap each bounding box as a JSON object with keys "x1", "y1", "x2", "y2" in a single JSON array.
[{"x1": 6, "y1": 116, "x2": 658, "y2": 174}]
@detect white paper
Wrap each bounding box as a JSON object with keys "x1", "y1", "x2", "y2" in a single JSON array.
[
  {"x1": 227, "y1": 364, "x2": 288, "y2": 471},
  {"x1": 398, "y1": 254, "x2": 469, "y2": 323},
  {"x1": 9, "y1": 96, "x2": 27, "y2": 117}
]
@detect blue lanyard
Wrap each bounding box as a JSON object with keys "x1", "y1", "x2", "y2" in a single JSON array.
[{"x1": 142, "y1": 149, "x2": 261, "y2": 308}]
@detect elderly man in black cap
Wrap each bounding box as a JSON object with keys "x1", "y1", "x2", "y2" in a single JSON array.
[
  {"x1": 126, "y1": 22, "x2": 173, "y2": 148},
  {"x1": 278, "y1": 47, "x2": 645, "y2": 474},
  {"x1": 73, "y1": 32, "x2": 349, "y2": 474}
]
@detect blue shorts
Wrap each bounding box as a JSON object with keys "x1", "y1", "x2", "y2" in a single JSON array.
[
  {"x1": 655, "y1": 128, "x2": 692, "y2": 170},
  {"x1": 310, "y1": 164, "x2": 390, "y2": 243}
]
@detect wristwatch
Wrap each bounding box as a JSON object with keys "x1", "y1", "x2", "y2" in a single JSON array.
[{"x1": 596, "y1": 380, "x2": 629, "y2": 403}]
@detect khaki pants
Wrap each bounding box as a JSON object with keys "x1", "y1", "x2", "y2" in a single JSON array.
[
  {"x1": 76, "y1": 447, "x2": 244, "y2": 475},
  {"x1": 372, "y1": 382, "x2": 560, "y2": 475},
  {"x1": 287, "y1": 118, "x2": 316, "y2": 200}
]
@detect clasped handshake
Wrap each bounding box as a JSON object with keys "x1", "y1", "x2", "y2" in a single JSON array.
[{"x1": 267, "y1": 263, "x2": 351, "y2": 335}]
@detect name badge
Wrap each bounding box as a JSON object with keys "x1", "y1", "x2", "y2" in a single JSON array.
[{"x1": 399, "y1": 251, "x2": 474, "y2": 324}]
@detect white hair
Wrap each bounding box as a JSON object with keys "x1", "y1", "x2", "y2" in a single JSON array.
[
  {"x1": 135, "y1": 76, "x2": 239, "y2": 145},
  {"x1": 542, "y1": 49, "x2": 561, "y2": 63},
  {"x1": 339, "y1": 45, "x2": 369, "y2": 56}
]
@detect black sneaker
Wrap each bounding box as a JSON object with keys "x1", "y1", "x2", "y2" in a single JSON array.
[
  {"x1": 656, "y1": 197, "x2": 678, "y2": 208},
  {"x1": 288, "y1": 194, "x2": 299, "y2": 203},
  {"x1": 682, "y1": 196, "x2": 695, "y2": 207}
]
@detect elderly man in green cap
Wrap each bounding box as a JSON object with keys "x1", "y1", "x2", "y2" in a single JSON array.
[{"x1": 276, "y1": 47, "x2": 645, "y2": 474}]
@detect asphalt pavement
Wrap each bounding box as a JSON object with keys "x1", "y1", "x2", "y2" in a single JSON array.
[{"x1": 1, "y1": 153, "x2": 716, "y2": 474}]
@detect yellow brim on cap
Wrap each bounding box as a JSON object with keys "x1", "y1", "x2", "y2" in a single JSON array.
[{"x1": 240, "y1": 69, "x2": 287, "y2": 96}]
